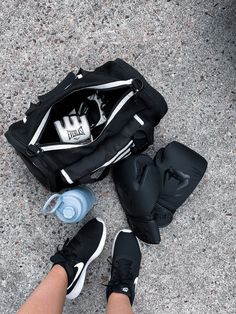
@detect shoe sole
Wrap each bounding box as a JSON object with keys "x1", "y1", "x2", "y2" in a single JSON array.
[{"x1": 66, "y1": 217, "x2": 107, "y2": 299}]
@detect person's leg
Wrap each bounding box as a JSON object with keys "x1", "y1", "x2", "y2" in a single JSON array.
[
  {"x1": 106, "y1": 293, "x2": 133, "y2": 314},
  {"x1": 17, "y1": 265, "x2": 67, "y2": 314},
  {"x1": 105, "y1": 229, "x2": 142, "y2": 314},
  {"x1": 17, "y1": 218, "x2": 106, "y2": 314}
]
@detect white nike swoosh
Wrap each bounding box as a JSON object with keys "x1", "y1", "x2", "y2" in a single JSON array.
[{"x1": 67, "y1": 262, "x2": 84, "y2": 290}]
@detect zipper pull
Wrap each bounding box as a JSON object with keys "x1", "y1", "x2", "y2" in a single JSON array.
[
  {"x1": 132, "y1": 78, "x2": 144, "y2": 94},
  {"x1": 26, "y1": 144, "x2": 41, "y2": 157}
]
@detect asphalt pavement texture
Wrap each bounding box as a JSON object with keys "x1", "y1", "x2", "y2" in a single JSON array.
[{"x1": 0, "y1": 1, "x2": 235, "y2": 313}]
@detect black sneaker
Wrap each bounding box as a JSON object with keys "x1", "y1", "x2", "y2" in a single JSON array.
[
  {"x1": 106, "y1": 229, "x2": 142, "y2": 305},
  {"x1": 50, "y1": 217, "x2": 106, "y2": 299}
]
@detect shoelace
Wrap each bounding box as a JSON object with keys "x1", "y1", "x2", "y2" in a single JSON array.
[
  {"x1": 52, "y1": 237, "x2": 81, "y2": 264},
  {"x1": 104, "y1": 258, "x2": 133, "y2": 288}
]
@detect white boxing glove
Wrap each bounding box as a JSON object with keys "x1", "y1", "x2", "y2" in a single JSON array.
[{"x1": 54, "y1": 115, "x2": 91, "y2": 143}]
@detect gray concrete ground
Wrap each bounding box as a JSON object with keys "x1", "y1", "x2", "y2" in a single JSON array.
[{"x1": 0, "y1": 1, "x2": 235, "y2": 313}]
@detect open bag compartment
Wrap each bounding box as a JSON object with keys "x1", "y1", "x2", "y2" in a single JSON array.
[{"x1": 39, "y1": 86, "x2": 131, "y2": 145}]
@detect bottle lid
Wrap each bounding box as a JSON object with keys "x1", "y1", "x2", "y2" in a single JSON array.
[{"x1": 62, "y1": 206, "x2": 76, "y2": 219}]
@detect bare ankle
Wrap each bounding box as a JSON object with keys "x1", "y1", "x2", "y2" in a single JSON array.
[{"x1": 108, "y1": 292, "x2": 131, "y2": 302}]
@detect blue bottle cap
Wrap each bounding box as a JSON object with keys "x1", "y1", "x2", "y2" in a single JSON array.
[{"x1": 62, "y1": 206, "x2": 76, "y2": 219}]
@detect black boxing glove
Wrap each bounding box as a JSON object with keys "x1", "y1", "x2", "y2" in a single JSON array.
[
  {"x1": 113, "y1": 154, "x2": 162, "y2": 244},
  {"x1": 113, "y1": 141, "x2": 207, "y2": 244},
  {"x1": 153, "y1": 141, "x2": 207, "y2": 225}
]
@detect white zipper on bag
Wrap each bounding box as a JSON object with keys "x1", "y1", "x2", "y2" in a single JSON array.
[
  {"x1": 105, "y1": 91, "x2": 133, "y2": 126},
  {"x1": 29, "y1": 109, "x2": 52, "y2": 145},
  {"x1": 85, "y1": 79, "x2": 133, "y2": 90}
]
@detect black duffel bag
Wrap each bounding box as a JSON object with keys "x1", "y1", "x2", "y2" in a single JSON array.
[{"x1": 5, "y1": 59, "x2": 168, "y2": 192}]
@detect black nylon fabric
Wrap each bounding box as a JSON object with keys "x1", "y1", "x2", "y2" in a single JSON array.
[
  {"x1": 5, "y1": 59, "x2": 168, "y2": 191},
  {"x1": 65, "y1": 117, "x2": 143, "y2": 181}
]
